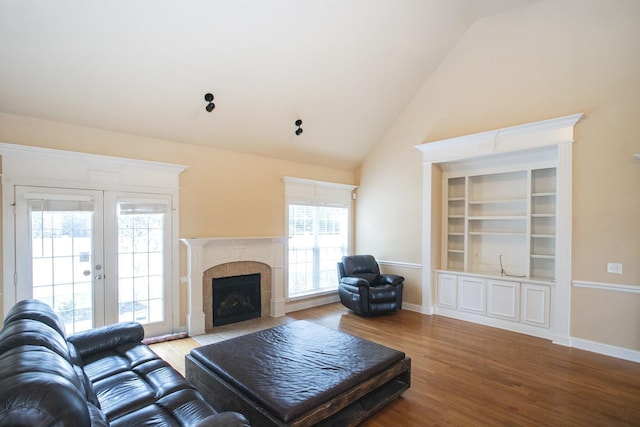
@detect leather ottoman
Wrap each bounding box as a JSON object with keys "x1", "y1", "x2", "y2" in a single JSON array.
[{"x1": 185, "y1": 320, "x2": 411, "y2": 426}]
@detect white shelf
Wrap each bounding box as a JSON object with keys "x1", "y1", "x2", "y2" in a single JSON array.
[
  {"x1": 532, "y1": 192, "x2": 556, "y2": 197},
  {"x1": 469, "y1": 231, "x2": 526, "y2": 236},
  {"x1": 469, "y1": 215, "x2": 527, "y2": 220},
  {"x1": 468, "y1": 198, "x2": 527, "y2": 204}
]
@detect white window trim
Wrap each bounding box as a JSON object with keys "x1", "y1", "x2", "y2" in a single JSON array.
[{"x1": 283, "y1": 177, "x2": 357, "y2": 300}]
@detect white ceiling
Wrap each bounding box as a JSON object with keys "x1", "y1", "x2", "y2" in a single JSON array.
[{"x1": 0, "y1": 0, "x2": 536, "y2": 170}]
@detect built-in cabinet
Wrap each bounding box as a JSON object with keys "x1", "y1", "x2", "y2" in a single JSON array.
[
  {"x1": 437, "y1": 272, "x2": 550, "y2": 337},
  {"x1": 439, "y1": 160, "x2": 556, "y2": 338},
  {"x1": 417, "y1": 113, "x2": 583, "y2": 342}
]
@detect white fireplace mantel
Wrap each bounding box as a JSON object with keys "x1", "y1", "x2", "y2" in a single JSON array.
[{"x1": 180, "y1": 236, "x2": 288, "y2": 336}]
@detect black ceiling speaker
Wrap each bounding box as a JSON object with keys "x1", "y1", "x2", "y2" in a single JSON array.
[
  {"x1": 204, "y1": 93, "x2": 215, "y2": 112},
  {"x1": 295, "y1": 119, "x2": 303, "y2": 136}
]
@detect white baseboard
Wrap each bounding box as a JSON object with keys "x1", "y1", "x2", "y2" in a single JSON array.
[
  {"x1": 402, "y1": 302, "x2": 433, "y2": 315},
  {"x1": 284, "y1": 294, "x2": 340, "y2": 313},
  {"x1": 569, "y1": 337, "x2": 640, "y2": 363}
]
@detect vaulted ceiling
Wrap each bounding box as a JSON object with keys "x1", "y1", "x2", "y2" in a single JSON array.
[{"x1": 0, "y1": 0, "x2": 536, "y2": 170}]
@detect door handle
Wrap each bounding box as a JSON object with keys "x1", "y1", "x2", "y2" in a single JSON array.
[{"x1": 95, "y1": 275, "x2": 103, "y2": 280}]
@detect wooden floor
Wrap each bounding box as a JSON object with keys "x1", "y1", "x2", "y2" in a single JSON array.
[{"x1": 151, "y1": 303, "x2": 640, "y2": 426}]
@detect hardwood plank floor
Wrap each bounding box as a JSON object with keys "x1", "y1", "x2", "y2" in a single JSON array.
[{"x1": 151, "y1": 303, "x2": 640, "y2": 426}]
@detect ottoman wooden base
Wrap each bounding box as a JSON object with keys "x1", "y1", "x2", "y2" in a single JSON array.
[{"x1": 185, "y1": 321, "x2": 411, "y2": 427}]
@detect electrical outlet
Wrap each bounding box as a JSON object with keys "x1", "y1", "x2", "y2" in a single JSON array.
[{"x1": 607, "y1": 262, "x2": 623, "y2": 274}]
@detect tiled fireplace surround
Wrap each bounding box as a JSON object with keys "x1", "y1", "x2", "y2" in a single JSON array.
[{"x1": 181, "y1": 237, "x2": 287, "y2": 336}]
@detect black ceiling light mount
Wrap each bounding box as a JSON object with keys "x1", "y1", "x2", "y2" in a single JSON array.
[
  {"x1": 295, "y1": 119, "x2": 303, "y2": 136},
  {"x1": 204, "y1": 93, "x2": 215, "y2": 112}
]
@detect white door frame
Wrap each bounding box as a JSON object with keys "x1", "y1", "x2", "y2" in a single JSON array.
[{"x1": 1, "y1": 142, "x2": 187, "y2": 335}]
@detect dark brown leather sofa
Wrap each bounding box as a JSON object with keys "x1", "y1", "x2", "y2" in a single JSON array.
[{"x1": 0, "y1": 299, "x2": 249, "y2": 426}]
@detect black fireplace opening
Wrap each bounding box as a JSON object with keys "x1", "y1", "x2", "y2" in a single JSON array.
[{"x1": 212, "y1": 273, "x2": 261, "y2": 327}]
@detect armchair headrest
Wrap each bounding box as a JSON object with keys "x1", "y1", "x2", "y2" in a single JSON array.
[{"x1": 341, "y1": 255, "x2": 380, "y2": 276}]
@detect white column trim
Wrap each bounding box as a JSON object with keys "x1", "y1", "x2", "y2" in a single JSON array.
[{"x1": 553, "y1": 141, "x2": 573, "y2": 345}]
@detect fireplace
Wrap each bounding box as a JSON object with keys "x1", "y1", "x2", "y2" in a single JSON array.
[
  {"x1": 212, "y1": 273, "x2": 261, "y2": 327},
  {"x1": 181, "y1": 237, "x2": 288, "y2": 336}
]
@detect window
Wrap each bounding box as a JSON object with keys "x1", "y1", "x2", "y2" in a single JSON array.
[{"x1": 284, "y1": 177, "x2": 356, "y2": 299}]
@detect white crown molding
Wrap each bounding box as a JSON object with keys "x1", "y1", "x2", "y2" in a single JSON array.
[
  {"x1": 415, "y1": 113, "x2": 584, "y2": 164},
  {"x1": 0, "y1": 142, "x2": 187, "y2": 191}
]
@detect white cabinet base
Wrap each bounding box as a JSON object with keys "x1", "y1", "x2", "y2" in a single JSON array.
[{"x1": 436, "y1": 271, "x2": 552, "y2": 340}]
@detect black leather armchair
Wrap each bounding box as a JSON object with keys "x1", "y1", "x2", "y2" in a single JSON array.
[{"x1": 337, "y1": 255, "x2": 404, "y2": 316}]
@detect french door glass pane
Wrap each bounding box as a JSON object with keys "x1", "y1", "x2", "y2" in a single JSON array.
[
  {"x1": 117, "y1": 202, "x2": 167, "y2": 324},
  {"x1": 30, "y1": 199, "x2": 94, "y2": 333}
]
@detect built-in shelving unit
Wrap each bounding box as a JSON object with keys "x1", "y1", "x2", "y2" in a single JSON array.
[
  {"x1": 444, "y1": 167, "x2": 558, "y2": 282},
  {"x1": 416, "y1": 113, "x2": 583, "y2": 342}
]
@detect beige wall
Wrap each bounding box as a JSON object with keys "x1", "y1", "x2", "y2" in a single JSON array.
[
  {"x1": 0, "y1": 112, "x2": 356, "y2": 325},
  {"x1": 357, "y1": 0, "x2": 640, "y2": 349},
  {"x1": 1, "y1": 0, "x2": 638, "y2": 353}
]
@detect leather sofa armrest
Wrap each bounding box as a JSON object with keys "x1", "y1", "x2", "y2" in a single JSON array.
[
  {"x1": 192, "y1": 411, "x2": 251, "y2": 427},
  {"x1": 381, "y1": 274, "x2": 404, "y2": 286},
  {"x1": 68, "y1": 322, "x2": 144, "y2": 357},
  {"x1": 340, "y1": 277, "x2": 370, "y2": 287}
]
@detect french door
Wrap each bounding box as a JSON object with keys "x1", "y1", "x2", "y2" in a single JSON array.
[{"x1": 15, "y1": 186, "x2": 173, "y2": 337}]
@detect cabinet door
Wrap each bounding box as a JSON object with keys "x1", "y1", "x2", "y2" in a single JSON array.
[
  {"x1": 487, "y1": 279, "x2": 520, "y2": 321},
  {"x1": 437, "y1": 273, "x2": 457, "y2": 309},
  {"x1": 521, "y1": 283, "x2": 550, "y2": 328},
  {"x1": 458, "y1": 276, "x2": 486, "y2": 314}
]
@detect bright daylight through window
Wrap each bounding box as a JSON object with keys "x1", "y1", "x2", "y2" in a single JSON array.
[
  {"x1": 288, "y1": 204, "x2": 348, "y2": 297},
  {"x1": 284, "y1": 177, "x2": 356, "y2": 299},
  {"x1": 116, "y1": 201, "x2": 167, "y2": 324}
]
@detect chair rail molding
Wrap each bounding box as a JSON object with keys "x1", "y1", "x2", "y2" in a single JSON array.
[{"x1": 415, "y1": 113, "x2": 584, "y2": 345}]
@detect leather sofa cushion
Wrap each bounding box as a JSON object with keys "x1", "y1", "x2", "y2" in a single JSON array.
[
  {"x1": 0, "y1": 346, "x2": 92, "y2": 426},
  {"x1": 2, "y1": 299, "x2": 68, "y2": 337},
  {"x1": 0, "y1": 319, "x2": 72, "y2": 361},
  {"x1": 83, "y1": 341, "x2": 218, "y2": 425}
]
